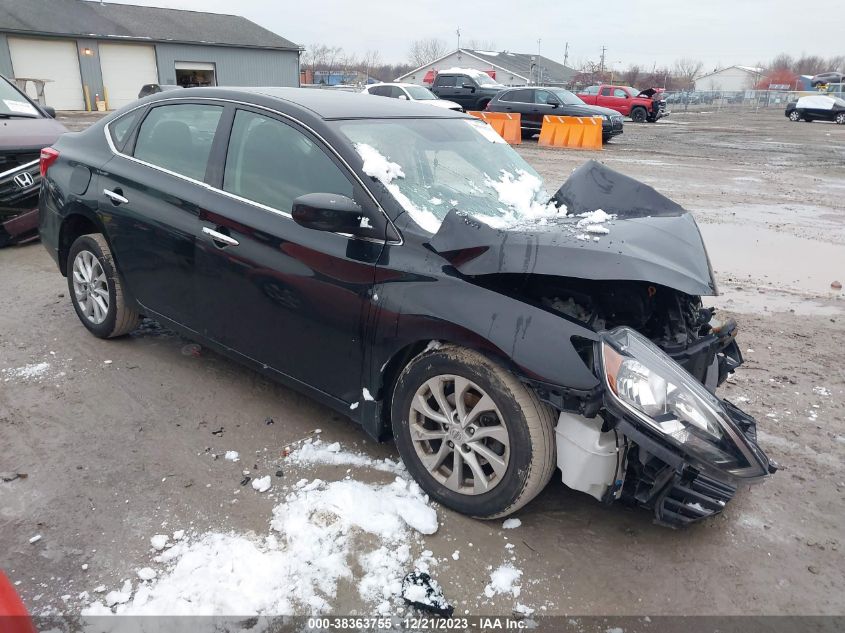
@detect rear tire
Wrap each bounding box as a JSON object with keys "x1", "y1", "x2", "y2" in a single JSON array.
[
  {"x1": 835, "y1": 112, "x2": 845, "y2": 125},
  {"x1": 630, "y1": 107, "x2": 647, "y2": 123},
  {"x1": 391, "y1": 345, "x2": 557, "y2": 519},
  {"x1": 67, "y1": 233, "x2": 140, "y2": 339},
  {"x1": 477, "y1": 99, "x2": 491, "y2": 111}
]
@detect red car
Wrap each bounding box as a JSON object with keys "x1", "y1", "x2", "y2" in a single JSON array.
[
  {"x1": 577, "y1": 84, "x2": 668, "y2": 123},
  {"x1": 0, "y1": 74, "x2": 67, "y2": 248}
]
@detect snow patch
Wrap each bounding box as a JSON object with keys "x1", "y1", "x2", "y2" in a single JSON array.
[
  {"x1": 502, "y1": 518, "x2": 522, "y2": 529},
  {"x1": 288, "y1": 438, "x2": 404, "y2": 474},
  {"x1": 84, "y1": 473, "x2": 438, "y2": 615},
  {"x1": 150, "y1": 535, "x2": 168, "y2": 551},
  {"x1": 484, "y1": 564, "x2": 523, "y2": 598},
  {"x1": 252, "y1": 476, "x2": 272, "y2": 493},
  {"x1": 224, "y1": 451, "x2": 240, "y2": 462},
  {"x1": 483, "y1": 170, "x2": 560, "y2": 225},
  {"x1": 2, "y1": 362, "x2": 50, "y2": 382},
  {"x1": 362, "y1": 388, "x2": 375, "y2": 401}
]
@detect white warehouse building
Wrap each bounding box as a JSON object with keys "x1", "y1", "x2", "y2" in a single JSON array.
[
  {"x1": 396, "y1": 48, "x2": 576, "y2": 87},
  {"x1": 694, "y1": 65, "x2": 763, "y2": 92}
]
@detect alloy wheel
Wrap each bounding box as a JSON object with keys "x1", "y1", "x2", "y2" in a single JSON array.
[
  {"x1": 836, "y1": 113, "x2": 845, "y2": 125},
  {"x1": 72, "y1": 250, "x2": 110, "y2": 325},
  {"x1": 408, "y1": 374, "x2": 510, "y2": 495}
]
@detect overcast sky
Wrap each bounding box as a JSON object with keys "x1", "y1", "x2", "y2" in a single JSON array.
[{"x1": 104, "y1": 0, "x2": 841, "y2": 70}]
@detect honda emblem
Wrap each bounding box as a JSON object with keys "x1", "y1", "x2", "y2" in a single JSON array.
[{"x1": 13, "y1": 172, "x2": 34, "y2": 189}]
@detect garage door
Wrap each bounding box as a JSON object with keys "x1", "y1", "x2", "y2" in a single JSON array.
[
  {"x1": 8, "y1": 37, "x2": 84, "y2": 111},
  {"x1": 99, "y1": 43, "x2": 159, "y2": 110}
]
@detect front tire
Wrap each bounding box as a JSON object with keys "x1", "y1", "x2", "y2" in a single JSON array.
[
  {"x1": 788, "y1": 110, "x2": 802, "y2": 122},
  {"x1": 391, "y1": 345, "x2": 556, "y2": 518},
  {"x1": 630, "y1": 107, "x2": 647, "y2": 123},
  {"x1": 67, "y1": 234, "x2": 140, "y2": 338}
]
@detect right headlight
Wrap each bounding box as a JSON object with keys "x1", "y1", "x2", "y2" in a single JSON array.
[{"x1": 600, "y1": 327, "x2": 762, "y2": 477}]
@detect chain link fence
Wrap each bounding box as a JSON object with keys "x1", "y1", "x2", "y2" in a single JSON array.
[{"x1": 661, "y1": 85, "x2": 844, "y2": 114}]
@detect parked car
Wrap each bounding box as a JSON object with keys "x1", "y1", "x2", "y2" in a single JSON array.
[
  {"x1": 362, "y1": 82, "x2": 462, "y2": 111},
  {"x1": 785, "y1": 94, "x2": 845, "y2": 124},
  {"x1": 429, "y1": 68, "x2": 505, "y2": 111},
  {"x1": 0, "y1": 74, "x2": 67, "y2": 248},
  {"x1": 810, "y1": 71, "x2": 845, "y2": 87},
  {"x1": 577, "y1": 84, "x2": 668, "y2": 122},
  {"x1": 137, "y1": 84, "x2": 181, "y2": 99},
  {"x1": 39, "y1": 88, "x2": 775, "y2": 525},
  {"x1": 487, "y1": 86, "x2": 623, "y2": 142}
]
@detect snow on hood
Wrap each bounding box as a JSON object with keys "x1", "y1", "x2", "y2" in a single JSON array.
[{"x1": 481, "y1": 169, "x2": 562, "y2": 228}]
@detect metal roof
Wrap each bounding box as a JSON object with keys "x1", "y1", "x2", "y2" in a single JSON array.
[
  {"x1": 0, "y1": 0, "x2": 299, "y2": 50},
  {"x1": 397, "y1": 49, "x2": 576, "y2": 84}
]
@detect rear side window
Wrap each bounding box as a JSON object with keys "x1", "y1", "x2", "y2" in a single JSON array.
[
  {"x1": 600, "y1": 87, "x2": 612, "y2": 96},
  {"x1": 109, "y1": 110, "x2": 141, "y2": 149},
  {"x1": 133, "y1": 104, "x2": 223, "y2": 181},
  {"x1": 223, "y1": 110, "x2": 353, "y2": 213},
  {"x1": 369, "y1": 86, "x2": 390, "y2": 97},
  {"x1": 582, "y1": 86, "x2": 599, "y2": 95},
  {"x1": 503, "y1": 89, "x2": 532, "y2": 103},
  {"x1": 434, "y1": 75, "x2": 457, "y2": 88}
]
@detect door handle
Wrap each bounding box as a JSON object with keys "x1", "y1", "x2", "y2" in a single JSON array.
[
  {"x1": 103, "y1": 189, "x2": 128, "y2": 205},
  {"x1": 202, "y1": 226, "x2": 239, "y2": 247}
]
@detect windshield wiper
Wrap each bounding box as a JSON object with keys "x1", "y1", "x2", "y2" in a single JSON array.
[{"x1": 0, "y1": 113, "x2": 39, "y2": 119}]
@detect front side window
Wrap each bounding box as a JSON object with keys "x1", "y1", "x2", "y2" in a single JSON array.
[
  {"x1": 223, "y1": 110, "x2": 353, "y2": 213},
  {"x1": 0, "y1": 78, "x2": 40, "y2": 118},
  {"x1": 613, "y1": 88, "x2": 628, "y2": 98},
  {"x1": 405, "y1": 86, "x2": 437, "y2": 100},
  {"x1": 535, "y1": 89, "x2": 556, "y2": 104},
  {"x1": 133, "y1": 103, "x2": 223, "y2": 180},
  {"x1": 582, "y1": 86, "x2": 599, "y2": 95}
]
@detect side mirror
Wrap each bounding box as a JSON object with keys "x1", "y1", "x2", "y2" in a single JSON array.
[
  {"x1": 292, "y1": 193, "x2": 367, "y2": 234},
  {"x1": 462, "y1": 83, "x2": 475, "y2": 90},
  {"x1": 547, "y1": 98, "x2": 560, "y2": 107},
  {"x1": 43, "y1": 106, "x2": 56, "y2": 118},
  {"x1": 398, "y1": 94, "x2": 408, "y2": 100},
  {"x1": 624, "y1": 94, "x2": 630, "y2": 98}
]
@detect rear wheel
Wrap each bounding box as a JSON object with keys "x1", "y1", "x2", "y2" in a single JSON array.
[
  {"x1": 67, "y1": 234, "x2": 140, "y2": 338},
  {"x1": 788, "y1": 110, "x2": 802, "y2": 122},
  {"x1": 391, "y1": 345, "x2": 556, "y2": 518},
  {"x1": 630, "y1": 107, "x2": 647, "y2": 123},
  {"x1": 477, "y1": 99, "x2": 491, "y2": 111}
]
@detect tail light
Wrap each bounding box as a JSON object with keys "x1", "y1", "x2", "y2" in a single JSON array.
[{"x1": 39, "y1": 147, "x2": 60, "y2": 178}]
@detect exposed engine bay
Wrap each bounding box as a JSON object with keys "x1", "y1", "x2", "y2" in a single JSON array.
[{"x1": 473, "y1": 274, "x2": 743, "y2": 393}]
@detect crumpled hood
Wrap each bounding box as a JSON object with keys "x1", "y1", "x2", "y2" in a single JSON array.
[{"x1": 429, "y1": 160, "x2": 717, "y2": 297}]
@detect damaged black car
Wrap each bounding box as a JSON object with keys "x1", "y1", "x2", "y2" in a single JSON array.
[{"x1": 38, "y1": 88, "x2": 775, "y2": 527}]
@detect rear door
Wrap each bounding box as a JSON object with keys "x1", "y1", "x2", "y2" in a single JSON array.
[
  {"x1": 98, "y1": 100, "x2": 226, "y2": 329},
  {"x1": 194, "y1": 107, "x2": 387, "y2": 402},
  {"x1": 432, "y1": 74, "x2": 460, "y2": 102}
]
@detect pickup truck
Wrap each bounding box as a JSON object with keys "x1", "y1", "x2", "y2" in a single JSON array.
[
  {"x1": 428, "y1": 68, "x2": 505, "y2": 112},
  {"x1": 576, "y1": 85, "x2": 668, "y2": 123}
]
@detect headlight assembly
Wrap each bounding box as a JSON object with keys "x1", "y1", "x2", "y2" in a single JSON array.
[{"x1": 600, "y1": 327, "x2": 763, "y2": 477}]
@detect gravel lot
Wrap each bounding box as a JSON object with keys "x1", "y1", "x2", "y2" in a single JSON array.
[{"x1": 1, "y1": 107, "x2": 843, "y2": 620}]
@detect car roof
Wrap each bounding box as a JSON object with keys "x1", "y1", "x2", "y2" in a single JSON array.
[
  {"x1": 148, "y1": 86, "x2": 465, "y2": 120},
  {"x1": 368, "y1": 82, "x2": 420, "y2": 88}
]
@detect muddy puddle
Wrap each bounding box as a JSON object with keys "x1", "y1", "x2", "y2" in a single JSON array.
[{"x1": 700, "y1": 222, "x2": 845, "y2": 296}]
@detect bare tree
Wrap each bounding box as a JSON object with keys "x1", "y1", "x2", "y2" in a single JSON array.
[
  {"x1": 621, "y1": 64, "x2": 641, "y2": 87},
  {"x1": 794, "y1": 55, "x2": 826, "y2": 75},
  {"x1": 408, "y1": 38, "x2": 448, "y2": 67},
  {"x1": 466, "y1": 39, "x2": 497, "y2": 51},
  {"x1": 361, "y1": 50, "x2": 381, "y2": 82},
  {"x1": 673, "y1": 57, "x2": 704, "y2": 89}
]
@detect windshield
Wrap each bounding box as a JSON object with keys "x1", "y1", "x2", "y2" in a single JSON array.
[
  {"x1": 474, "y1": 73, "x2": 503, "y2": 87},
  {"x1": 335, "y1": 118, "x2": 559, "y2": 233},
  {"x1": 405, "y1": 86, "x2": 437, "y2": 100},
  {"x1": 549, "y1": 89, "x2": 586, "y2": 106},
  {"x1": 0, "y1": 79, "x2": 40, "y2": 118}
]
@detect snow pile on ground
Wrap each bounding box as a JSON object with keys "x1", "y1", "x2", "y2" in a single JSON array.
[
  {"x1": 813, "y1": 386, "x2": 831, "y2": 397},
  {"x1": 2, "y1": 362, "x2": 50, "y2": 382},
  {"x1": 483, "y1": 564, "x2": 523, "y2": 598},
  {"x1": 483, "y1": 170, "x2": 560, "y2": 226},
  {"x1": 223, "y1": 450, "x2": 239, "y2": 462},
  {"x1": 502, "y1": 518, "x2": 522, "y2": 529},
  {"x1": 82, "y1": 475, "x2": 437, "y2": 616},
  {"x1": 575, "y1": 209, "x2": 615, "y2": 241},
  {"x1": 287, "y1": 438, "x2": 405, "y2": 474},
  {"x1": 355, "y1": 143, "x2": 441, "y2": 233}
]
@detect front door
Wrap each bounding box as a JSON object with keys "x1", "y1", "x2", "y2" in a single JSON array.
[
  {"x1": 99, "y1": 101, "x2": 225, "y2": 329},
  {"x1": 195, "y1": 108, "x2": 387, "y2": 402},
  {"x1": 599, "y1": 87, "x2": 631, "y2": 115}
]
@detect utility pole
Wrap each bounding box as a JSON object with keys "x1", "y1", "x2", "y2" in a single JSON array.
[
  {"x1": 600, "y1": 45, "x2": 607, "y2": 74},
  {"x1": 563, "y1": 42, "x2": 569, "y2": 68},
  {"x1": 456, "y1": 27, "x2": 461, "y2": 51}
]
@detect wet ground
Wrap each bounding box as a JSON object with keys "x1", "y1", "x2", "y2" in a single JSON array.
[{"x1": 1, "y1": 109, "x2": 843, "y2": 619}]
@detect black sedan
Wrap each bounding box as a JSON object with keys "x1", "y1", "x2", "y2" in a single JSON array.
[
  {"x1": 486, "y1": 87, "x2": 624, "y2": 142},
  {"x1": 38, "y1": 88, "x2": 773, "y2": 525},
  {"x1": 785, "y1": 95, "x2": 845, "y2": 124}
]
